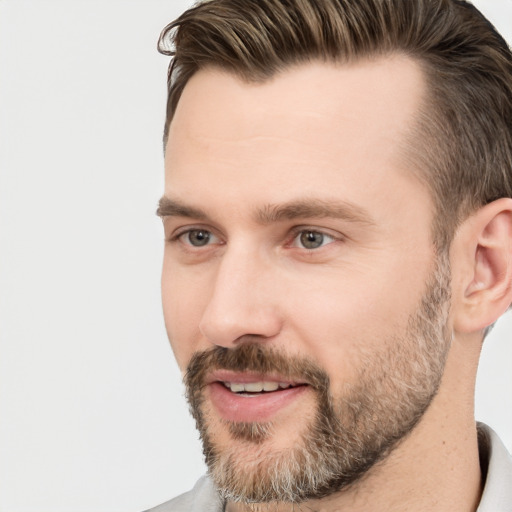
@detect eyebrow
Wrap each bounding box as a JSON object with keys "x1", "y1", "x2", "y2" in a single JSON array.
[
  {"x1": 157, "y1": 197, "x2": 208, "y2": 219},
  {"x1": 157, "y1": 196, "x2": 375, "y2": 227},
  {"x1": 256, "y1": 198, "x2": 375, "y2": 226}
]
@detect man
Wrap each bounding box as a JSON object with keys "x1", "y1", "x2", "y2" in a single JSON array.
[{"x1": 148, "y1": 0, "x2": 512, "y2": 510}]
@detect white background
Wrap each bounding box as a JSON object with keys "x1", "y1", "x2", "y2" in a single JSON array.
[{"x1": 0, "y1": 1, "x2": 511, "y2": 511}]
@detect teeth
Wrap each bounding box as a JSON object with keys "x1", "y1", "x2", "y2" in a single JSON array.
[
  {"x1": 229, "y1": 383, "x2": 246, "y2": 393},
  {"x1": 244, "y1": 382, "x2": 264, "y2": 392},
  {"x1": 263, "y1": 382, "x2": 279, "y2": 392},
  {"x1": 223, "y1": 381, "x2": 293, "y2": 393}
]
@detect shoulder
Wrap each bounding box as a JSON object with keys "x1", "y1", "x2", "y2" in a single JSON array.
[
  {"x1": 477, "y1": 423, "x2": 512, "y2": 511},
  {"x1": 144, "y1": 475, "x2": 223, "y2": 512}
]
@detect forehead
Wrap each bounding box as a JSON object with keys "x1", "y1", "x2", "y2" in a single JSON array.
[
  {"x1": 164, "y1": 56, "x2": 429, "y2": 221},
  {"x1": 168, "y1": 55, "x2": 424, "y2": 145}
]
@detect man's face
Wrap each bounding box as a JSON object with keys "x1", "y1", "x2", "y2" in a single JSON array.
[{"x1": 161, "y1": 58, "x2": 452, "y2": 502}]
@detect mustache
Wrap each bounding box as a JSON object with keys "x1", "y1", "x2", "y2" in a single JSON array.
[{"x1": 184, "y1": 343, "x2": 330, "y2": 393}]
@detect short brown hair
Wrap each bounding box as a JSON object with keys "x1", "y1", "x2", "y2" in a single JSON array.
[{"x1": 158, "y1": 0, "x2": 512, "y2": 247}]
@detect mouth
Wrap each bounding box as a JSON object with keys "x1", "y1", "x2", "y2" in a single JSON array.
[
  {"x1": 221, "y1": 380, "x2": 301, "y2": 395},
  {"x1": 206, "y1": 372, "x2": 310, "y2": 422}
]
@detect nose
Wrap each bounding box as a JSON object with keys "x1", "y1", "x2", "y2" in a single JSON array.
[{"x1": 199, "y1": 246, "x2": 283, "y2": 348}]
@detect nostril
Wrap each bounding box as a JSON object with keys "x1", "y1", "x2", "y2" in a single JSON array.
[
  {"x1": 233, "y1": 333, "x2": 274, "y2": 344},
  {"x1": 199, "y1": 306, "x2": 283, "y2": 348}
]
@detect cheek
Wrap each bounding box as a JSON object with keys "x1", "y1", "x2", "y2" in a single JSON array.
[
  {"x1": 287, "y1": 291, "x2": 376, "y2": 381},
  {"x1": 283, "y1": 264, "x2": 424, "y2": 381},
  {"x1": 161, "y1": 258, "x2": 212, "y2": 370}
]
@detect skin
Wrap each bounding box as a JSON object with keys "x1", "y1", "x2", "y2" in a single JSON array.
[{"x1": 160, "y1": 56, "x2": 512, "y2": 511}]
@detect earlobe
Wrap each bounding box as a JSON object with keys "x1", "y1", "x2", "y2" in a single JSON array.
[{"x1": 454, "y1": 198, "x2": 512, "y2": 334}]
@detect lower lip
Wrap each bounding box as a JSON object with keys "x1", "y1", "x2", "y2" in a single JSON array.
[{"x1": 208, "y1": 382, "x2": 309, "y2": 423}]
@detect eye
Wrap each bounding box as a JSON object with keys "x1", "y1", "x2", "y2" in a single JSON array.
[
  {"x1": 180, "y1": 229, "x2": 218, "y2": 247},
  {"x1": 292, "y1": 230, "x2": 336, "y2": 250}
]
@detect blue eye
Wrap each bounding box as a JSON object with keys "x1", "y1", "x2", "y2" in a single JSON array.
[{"x1": 294, "y1": 230, "x2": 335, "y2": 249}]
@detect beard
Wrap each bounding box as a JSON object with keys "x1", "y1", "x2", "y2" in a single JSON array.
[{"x1": 184, "y1": 254, "x2": 452, "y2": 506}]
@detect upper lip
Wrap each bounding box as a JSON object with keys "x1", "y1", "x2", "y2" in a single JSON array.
[{"x1": 206, "y1": 370, "x2": 308, "y2": 387}]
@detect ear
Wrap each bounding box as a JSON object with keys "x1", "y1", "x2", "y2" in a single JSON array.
[{"x1": 452, "y1": 198, "x2": 512, "y2": 334}]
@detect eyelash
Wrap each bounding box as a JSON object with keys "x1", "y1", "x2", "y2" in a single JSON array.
[
  {"x1": 172, "y1": 227, "x2": 221, "y2": 247},
  {"x1": 169, "y1": 226, "x2": 342, "y2": 251},
  {"x1": 288, "y1": 228, "x2": 338, "y2": 250}
]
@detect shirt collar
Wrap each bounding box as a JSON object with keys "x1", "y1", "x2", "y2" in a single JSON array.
[{"x1": 477, "y1": 422, "x2": 512, "y2": 511}]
